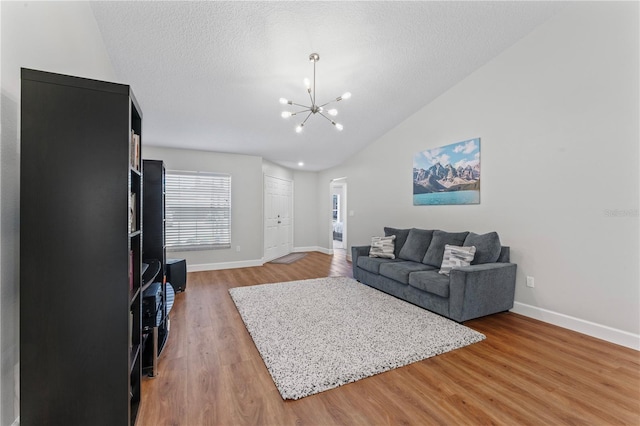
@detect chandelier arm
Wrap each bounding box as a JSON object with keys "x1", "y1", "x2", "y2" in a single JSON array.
[
  {"x1": 307, "y1": 89, "x2": 314, "y2": 106},
  {"x1": 317, "y1": 112, "x2": 334, "y2": 123},
  {"x1": 290, "y1": 102, "x2": 311, "y2": 109},
  {"x1": 317, "y1": 99, "x2": 338, "y2": 108},
  {"x1": 292, "y1": 108, "x2": 312, "y2": 114},
  {"x1": 301, "y1": 112, "x2": 313, "y2": 126}
]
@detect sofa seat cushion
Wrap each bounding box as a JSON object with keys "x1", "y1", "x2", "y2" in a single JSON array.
[
  {"x1": 379, "y1": 261, "x2": 436, "y2": 284},
  {"x1": 398, "y1": 228, "x2": 434, "y2": 262},
  {"x1": 357, "y1": 256, "x2": 400, "y2": 274},
  {"x1": 423, "y1": 230, "x2": 469, "y2": 267},
  {"x1": 408, "y1": 271, "x2": 451, "y2": 298}
]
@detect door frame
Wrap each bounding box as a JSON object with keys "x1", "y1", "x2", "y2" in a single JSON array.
[{"x1": 330, "y1": 178, "x2": 347, "y2": 252}]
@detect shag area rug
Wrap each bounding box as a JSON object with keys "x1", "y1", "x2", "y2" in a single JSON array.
[{"x1": 229, "y1": 277, "x2": 485, "y2": 400}]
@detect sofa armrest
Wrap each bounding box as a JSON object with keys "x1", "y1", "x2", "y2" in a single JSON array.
[
  {"x1": 448, "y1": 262, "x2": 517, "y2": 322},
  {"x1": 351, "y1": 245, "x2": 371, "y2": 280}
]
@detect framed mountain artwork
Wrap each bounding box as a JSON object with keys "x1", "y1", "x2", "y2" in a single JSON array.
[{"x1": 413, "y1": 138, "x2": 480, "y2": 205}]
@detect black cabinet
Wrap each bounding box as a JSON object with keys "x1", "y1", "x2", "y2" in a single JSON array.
[
  {"x1": 20, "y1": 68, "x2": 143, "y2": 425},
  {"x1": 141, "y1": 159, "x2": 170, "y2": 376}
]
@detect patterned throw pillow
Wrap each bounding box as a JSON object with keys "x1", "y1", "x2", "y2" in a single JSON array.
[
  {"x1": 439, "y1": 245, "x2": 476, "y2": 276},
  {"x1": 369, "y1": 235, "x2": 396, "y2": 259}
]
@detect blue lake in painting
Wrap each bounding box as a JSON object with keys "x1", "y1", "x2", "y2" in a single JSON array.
[{"x1": 413, "y1": 190, "x2": 480, "y2": 205}]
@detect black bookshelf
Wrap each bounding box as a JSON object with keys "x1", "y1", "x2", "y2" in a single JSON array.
[{"x1": 20, "y1": 68, "x2": 143, "y2": 426}]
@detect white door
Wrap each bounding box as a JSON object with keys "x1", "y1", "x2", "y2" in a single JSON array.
[{"x1": 264, "y1": 175, "x2": 293, "y2": 261}]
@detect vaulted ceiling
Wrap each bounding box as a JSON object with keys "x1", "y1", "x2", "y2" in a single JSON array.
[{"x1": 90, "y1": 1, "x2": 566, "y2": 171}]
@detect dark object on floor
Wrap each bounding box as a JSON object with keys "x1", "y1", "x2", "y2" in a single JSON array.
[{"x1": 167, "y1": 258, "x2": 187, "y2": 292}]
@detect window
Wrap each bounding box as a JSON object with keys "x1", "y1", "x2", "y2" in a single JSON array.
[
  {"x1": 332, "y1": 194, "x2": 340, "y2": 222},
  {"x1": 165, "y1": 170, "x2": 231, "y2": 250}
]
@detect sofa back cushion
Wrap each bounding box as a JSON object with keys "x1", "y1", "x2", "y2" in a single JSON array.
[
  {"x1": 422, "y1": 230, "x2": 469, "y2": 267},
  {"x1": 384, "y1": 227, "x2": 410, "y2": 259},
  {"x1": 464, "y1": 232, "x2": 501, "y2": 264},
  {"x1": 398, "y1": 228, "x2": 434, "y2": 262}
]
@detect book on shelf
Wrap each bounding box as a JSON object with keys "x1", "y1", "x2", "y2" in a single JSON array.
[
  {"x1": 130, "y1": 130, "x2": 135, "y2": 169},
  {"x1": 130, "y1": 130, "x2": 141, "y2": 171},
  {"x1": 129, "y1": 193, "x2": 136, "y2": 232},
  {"x1": 129, "y1": 311, "x2": 133, "y2": 350},
  {"x1": 129, "y1": 250, "x2": 134, "y2": 292}
]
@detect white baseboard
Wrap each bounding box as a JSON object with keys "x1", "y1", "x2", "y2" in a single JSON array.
[
  {"x1": 511, "y1": 302, "x2": 639, "y2": 350},
  {"x1": 187, "y1": 259, "x2": 263, "y2": 272}
]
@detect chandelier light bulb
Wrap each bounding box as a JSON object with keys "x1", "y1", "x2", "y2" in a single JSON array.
[
  {"x1": 335, "y1": 123, "x2": 344, "y2": 131},
  {"x1": 295, "y1": 124, "x2": 304, "y2": 133},
  {"x1": 304, "y1": 78, "x2": 311, "y2": 89},
  {"x1": 327, "y1": 109, "x2": 338, "y2": 116},
  {"x1": 281, "y1": 111, "x2": 292, "y2": 118},
  {"x1": 279, "y1": 98, "x2": 288, "y2": 104},
  {"x1": 341, "y1": 92, "x2": 352, "y2": 100}
]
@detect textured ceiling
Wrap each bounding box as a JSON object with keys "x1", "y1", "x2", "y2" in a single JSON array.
[{"x1": 90, "y1": 1, "x2": 566, "y2": 171}]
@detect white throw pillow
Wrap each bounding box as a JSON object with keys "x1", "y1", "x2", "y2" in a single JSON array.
[
  {"x1": 369, "y1": 235, "x2": 396, "y2": 259},
  {"x1": 439, "y1": 244, "x2": 476, "y2": 275}
]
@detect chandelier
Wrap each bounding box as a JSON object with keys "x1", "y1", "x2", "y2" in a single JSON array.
[{"x1": 280, "y1": 53, "x2": 351, "y2": 133}]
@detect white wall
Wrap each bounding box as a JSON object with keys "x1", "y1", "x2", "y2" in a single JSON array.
[
  {"x1": 292, "y1": 171, "x2": 321, "y2": 251},
  {"x1": 1, "y1": 2, "x2": 118, "y2": 424},
  {"x1": 319, "y1": 2, "x2": 639, "y2": 348},
  {"x1": 143, "y1": 150, "x2": 321, "y2": 266},
  {"x1": 144, "y1": 146, "x2": 264, "y2": 271},
  {"x1": 262, "y1": 159, "x2": 294, "y2": 181}
]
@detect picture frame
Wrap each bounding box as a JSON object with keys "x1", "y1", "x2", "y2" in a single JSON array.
[{"x1": 413, "y1": 138, "x2": 480, "y2": 205}]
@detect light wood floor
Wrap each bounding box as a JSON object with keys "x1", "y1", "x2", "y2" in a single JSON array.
[{"x1": 138, "y1": 250, "x2": 639, "y2": 425}]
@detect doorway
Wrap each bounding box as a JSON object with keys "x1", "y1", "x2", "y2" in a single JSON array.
[
  {"x1": 264, "y1": 175, "x2": 293, "y2": 262},
  {"x1": 330, "y1": 179, "x2": 347, "y2": 252}
]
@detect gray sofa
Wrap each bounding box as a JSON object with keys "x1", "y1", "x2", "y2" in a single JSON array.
[{"x1": 351, "y1": 227, "x2": 517, "y2": 322}]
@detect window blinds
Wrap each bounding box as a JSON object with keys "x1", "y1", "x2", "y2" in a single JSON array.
[{"x1": 165, "y1": 170, "x2": 231, "y2": 250}]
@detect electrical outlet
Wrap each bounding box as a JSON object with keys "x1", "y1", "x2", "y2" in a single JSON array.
[{"x1": 526, "y1": 276, "x2": 535, "y2": 288}]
